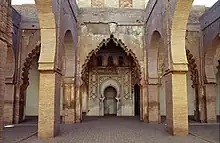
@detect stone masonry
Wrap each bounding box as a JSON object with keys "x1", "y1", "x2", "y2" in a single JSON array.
[
  {"x1": 0, "y1": 0, "x2": 219, "y2": 140},
  {"x1": 0, "y1": 0, "x2": 12, "y2": 141}
]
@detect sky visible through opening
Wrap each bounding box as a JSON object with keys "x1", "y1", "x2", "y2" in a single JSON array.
[{"x1": 12, "y1": 0, "x2": 218, "y2": 7}]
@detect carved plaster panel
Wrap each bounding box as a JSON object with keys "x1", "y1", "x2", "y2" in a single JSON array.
[{"x1": 88, "y1": 67, "x2": 133, "y2": 116}]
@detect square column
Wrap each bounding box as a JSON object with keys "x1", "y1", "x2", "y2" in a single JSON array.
[
  {"x1": 75, "y1": 83, "x2": 82, "y2": 123},
  {"x1": 148, "y1": 78, "x2": 160, "y2": 123},
  {"x1": 198, "y1": 86, "x2": 206, "y2": 123},
  {"x1": 62, "y1": 77, "x2": 75, "y2": 124},
  {"x1": 165, "y1": 71, "x2": 188, "y2": 136},
  {"x1": 205, "y1": 83, "x2": 217, "y2": 123},
  {"x1": 38, "y1": 71, "x2": 61, "y2": 138},
  {"x1": 141, "y1": 79, "x2": 148, "y2": 122}
]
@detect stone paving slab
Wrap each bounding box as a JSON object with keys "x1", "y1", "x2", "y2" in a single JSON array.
[
  {"x1": 3, "y1": 117, "x2": 219, "y2": 143},
  {"x1": 189, "y1": 124, "x2": 220, "y2": 143},
  {"x1": 3, "y1": 125, "x2": 37, "y2": 143},
  {"x1": 19, "y1": 117, "x2": 214, "y2": 143}
]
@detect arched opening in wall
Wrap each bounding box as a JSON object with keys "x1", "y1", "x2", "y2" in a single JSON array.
[
  {"x1": 148, "y1": 30, "x2": 165, "y2": 122},
  {"x1": 19, "y1": 43, "x2": 40, "y2": 123},
  {"x1": 186, "y1": 49, "x2": 200, "y2": 122},
  {"x1": 104, "y1": 86, "x2": 117, "y2": 116},
  {"x1": 205, "y1": 36, "x2": 220, "y2": 122},
  {"x1": 62, "y1": 30, "x2": 76, "y2": 124},
  {"x1": 25, "y1": 56, "x2": 39, "y2": 121},
  {"x1": 134, "y1": 84, "x2": 140, "y2": 116},
  {"x1": 63, "y1": 30, "x2": 75, "y2": 77},
  {"x1": 81, "y1": 35, "x2": 141, "y2": 118}
]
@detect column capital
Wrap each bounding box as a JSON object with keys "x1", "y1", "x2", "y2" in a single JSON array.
[
  {"x1": 204, "y1": 81, "x2": 217, "y2": 85},
  {"x1": 164, "y1": 63, "x2": 188, "y2": 76},
  {"x1": 63, "y1": 77, "x2": 75, "y2": 84},
  {"x1": 38, "y1": 63, "x2": 62, "y2": 75},
  {"x1": 204, "y1": 75, "x2": 217, "y2": 84},
  {"x1": 148, "y1": 77, "x2": 159, "y2": 85},
  {"x1": 5, "y1": 77, "x2": 14, "y2": 84}
]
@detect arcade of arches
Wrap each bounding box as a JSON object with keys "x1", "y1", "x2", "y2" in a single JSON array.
[{"x1": 0, "y1": 0, "x2": 220, "y2": 140}]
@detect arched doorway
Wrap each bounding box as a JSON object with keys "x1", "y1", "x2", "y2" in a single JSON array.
[
  {"x1": 104, "y1": 86, "x2": 117, "y2": 116},
  {"x1": 62, "y1": 30, "x2": 76, "y2": 124},
  {"x1": 134, "y1": 84, "x2": 140, "y2": 116},
  {"x1": 147, "y1": 30, "x2": 164, "y2": 122}
]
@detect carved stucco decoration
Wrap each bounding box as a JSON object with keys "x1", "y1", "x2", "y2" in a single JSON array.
[
  {"x1": 100, "y1": 78, "x2": 121, "y2": 99},
  {"x1": 81, "y1": 34, "x2": 141, "y2": 82},
  {"x1": 20, "y1": 42, "x2": 41, "y2": 93},
  {"x1": 19, "y1": 42, "x2": 41, "y2": 122},
  {"x1": 186, "y1": 49, "x2": 199, "y2": 87},
  {"x1": 89, "y1": 68, "x2": 131, "y2": 100}
]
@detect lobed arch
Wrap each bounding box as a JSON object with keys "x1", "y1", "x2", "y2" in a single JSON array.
[
  {"x1": 81, "y1": 34, "x2": 142, "y2": 82},
  {"x1": 100, "y1": 79, "x2": 121, "y2": 98},
  {"x1": 186, "y1": 49, "x2": 199, "y2": 87},
  {"x1": 19, "y1": 42, "x2": 41, "y2": 122},
  {"x1": 186, "y1": 49, "x2": 200, "y2": 121}
]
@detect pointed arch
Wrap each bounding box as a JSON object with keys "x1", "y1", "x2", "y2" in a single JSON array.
[
  {"x1": 19, "y1": 42, "x2": 41, "y2": 122},
  {"x1": 34, "y1": 0, "x2": 57, "y2": 70},
  {"x1": 63, "y1": 30, "x2": 76, "y2": 77},
  {"x1": 186, "y1": 49, "x2": 200, "y2": 121},
  {"x1": 205, "y1": 36, "x2": 220, "y2": 83},
  {"x1": 186, "y1": 49, "x2": 199, "y2": 87},
  {"x1": 148, "y1": 30, "x2": 164, "y2": 79},
  {"x1": 170, "y1": 0, "x2": 194, "y2": 67}
]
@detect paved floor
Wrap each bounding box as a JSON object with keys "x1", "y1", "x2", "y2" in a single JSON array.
[
  {"x1": 3, "y1": 117, "x2": 220, "y2": 143},
  {"x1": 3, "y1": 125, "x2": 37, "y2": 143},
  {"x1": 189, "y1": 124, "x2": 220, "y2": 143}
]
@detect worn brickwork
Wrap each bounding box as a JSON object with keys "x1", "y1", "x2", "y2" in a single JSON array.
[
  {"x1": 0, "y1": 0, "x2": 13, "y2": 141},
  {"x1": 0, "y1": 41, "x2": 7, "y2": 142},
  {"x1": 3, "y1": 7, "x2": 22, "y2": 126}
]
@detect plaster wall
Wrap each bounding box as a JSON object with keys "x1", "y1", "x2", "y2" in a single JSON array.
[
  {"x1": 187, "y1": 72, "x2": 195, "y2": 116},
  {"x1": 79, "y1": 8, "x2": 145, "y2": 76},
  {"x1": 26, "y1": 58, "x2": 39, "y2": 116},
  {"x1": 185, "y1": 31, "x2": 201, "y2": 72},
  {"x1": 159, "y1": 72, "x2": 195, "y2": 116},
  {"x1": 25, "y1": 58, "x2": 63, "y2": 116},
  {"x1": 159, "y1": 77, "x2": 166, "y2": 115}
]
